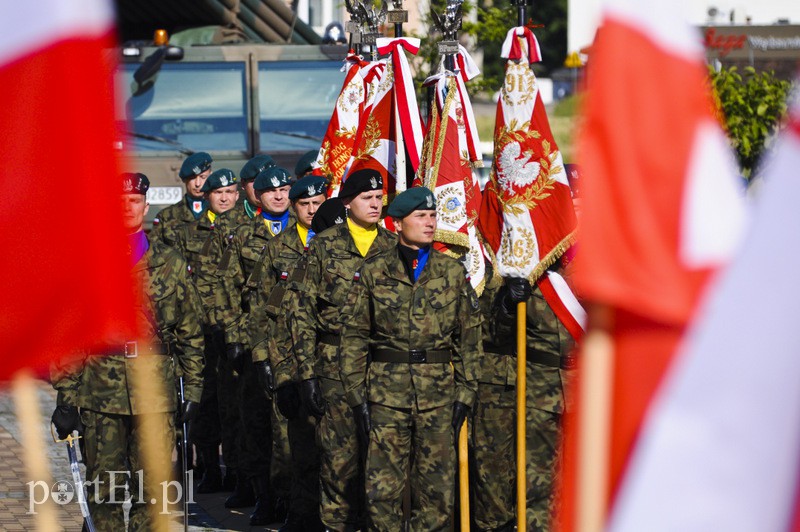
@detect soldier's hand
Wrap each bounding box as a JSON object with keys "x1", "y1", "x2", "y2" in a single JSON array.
[
  {"x1": 181, "y1": 400, "x2": 200, "y2": 423},
  {"x1": 275, "y1": 383, "x2": 302, "y2": 420},
  {"x1": 451, "y1": 401, "x2": 470, "y2": 433},
  {"x1": 51, "y1": 405, "x2": 81, "y2": 440},
  {"x1": 255, "y1": 361, "x2": 275, "y2": 398},
  {"x1": 300, "y1": 378, "x2": 326, "y2": 418},
  {"x1": 352, "y1": 402, "x2": 371, "y2": 449},
  {"x1": 226, "y1": 343, "x2": 246, "y2": 373},
  {"x1": 502, "y1": 277, "x2": 532, "y2": 313}
]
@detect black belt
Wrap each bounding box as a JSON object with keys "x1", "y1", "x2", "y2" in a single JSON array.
[
  {"x1": 111, "y1": 341, "x2": 171, "y2": 359},
  {"x1": 319, "y1": 332, "x2": 340, "y2": 346},
  {"x1": 370, "y1": 348, "x2": 453, "y2": 364},
  {"x1": 483, "y1": 343, "x2": 576, "y2": 370}
]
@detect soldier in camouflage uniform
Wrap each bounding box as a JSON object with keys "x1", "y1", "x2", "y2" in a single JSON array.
[
  {"x1": 249, "y1": 179, "x2": 341, "y2": 532},
  {"x1": 51, "y1": 173, "x2": 204, "y2": 531},
  {"x1": 294, "y1": 149, "x2": 318, "y2": 178},
  {"x1": 490, "y1": 270, "x2": 576, "y2": 531},
  {"x1": 291, "y1": 169, "x2": 396, "y2": 531},
  {"x1": 239, "y1": 154, "x2": 276, "y2": 219},
  {"x1": 150, "y1": 151, "x2": 212, "y2": 247},
  {"x1": 214, "y1": 165, "x2": 294, "y2": 524},
  {"x1": 470, "y1": 262, "x2": 516, "y2": 532},
  {"x1": 339, "y1": 187, "x2": 482, "y2": 532},
  {"x1": 175, "y1": 168, "x2": 242, "y2": 494}
]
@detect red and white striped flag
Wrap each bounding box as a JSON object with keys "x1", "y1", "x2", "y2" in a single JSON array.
[
  {"x1": 417, "y1": 48, "x2": 486, "y2": 293},
  {"x1": 560, "y1": 0, "x2": 747, "y2": 528},
  {"x1": 609, "y1": 90, "x2": 800, "y2": 532},
  {"x1": 477, "y1": 26, "x2": 584, "y2": 338},
  {"x1": 0, "y1": 0, "x2": 138, "y2": 380}
]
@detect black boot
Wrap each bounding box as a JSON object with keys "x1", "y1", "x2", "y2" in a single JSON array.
[
  {"x1": 249, "y1": 476, "x2": 277, "y2": 526},
  {"x1": 224, "y1": 474, "x2": 256, "y2": 508},
  {"x1": 196, "y1": 446, "x2": 222, "y2": 494},
  {"x1": 222, "y1": 469, "x2": 237, "y2": 492}
]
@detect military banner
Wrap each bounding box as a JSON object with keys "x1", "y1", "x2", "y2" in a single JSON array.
[
  {"x1": 477, "y1": 26, "x2": 584, "y2": 338},
  {"x1": 417, "y1": 47, "x2": 486, "y2": 294}
]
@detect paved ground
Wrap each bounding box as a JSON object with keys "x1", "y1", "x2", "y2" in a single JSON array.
[{"x1": 0, "y1": 380, "x2": 283, "y2": 531}]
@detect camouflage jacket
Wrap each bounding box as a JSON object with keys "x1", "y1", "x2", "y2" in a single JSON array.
[
  {"x1": 150, "y1": 195, "x2": 202, "y2": 248},
  {"x1": 214, "y1": 211, "x2": 295, "y2": 346},
  {"x1": 490, "y1": 283, "x2": 574, "y2": 414},
  {"x1": 291, "y1": 222, "x2": 396, "y2": 382},
  {"x1": 248, "y1": 222, "x2": 308, "y2": 387},
  {"x1": 478, "y1": 269, "x2": 516, "y2": 386},
  {"x1": 339, "y1": 247, "x2": 482, "y2": 411},
  {"x1": 51, "y1": 239, "x2": 205, "y2": 415}
]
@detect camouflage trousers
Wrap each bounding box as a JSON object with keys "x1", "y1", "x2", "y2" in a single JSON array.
[
  {"x1": 80, "y1": 409, "x2": 175, "y2": 532},
  {"x1": 470, "y1": 383, "x2": 516, "y2": 531},
  {"x1": 367, "y1": 402, "x2": 454, "y2": 532},
  {"x1": 238, "y1": 357, "x2": 291, "y2": 500},
  {"x1": 286, "y1": 394, "x2": 322, "y2": 517},
  {"x1": 191, "y1": 340, "x2": 221, "y2": 448},
  {"x1": 525, "y1": 404, "x2": 561, "y2": 532},
  {"x1": 217, "y1": 354, "x2": 241, "y2": 476},
  {"x1": 317, "y1": 375, "x2": 364, "y2": 530}
]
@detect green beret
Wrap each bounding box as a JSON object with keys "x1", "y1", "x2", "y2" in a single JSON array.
[
  {"x1": 339, "y1": 168, "x2": 383, "y2": 199},
  {"x1": 201, "y1": 168, "x2": 238, "y2": 193},
  {"x1": 254, "y1": 166, "x2": 292, "y2": 191},
  {"x1": 387, "y1": 187, "x2": 436, "y2": 219},
  {"x1": 294, "y1": 150, "x2": 319, "y2": 176},
  {"x1": 290, "y1": 174, "x2": 328, "y2": 201},
  {"x1": 121, "y1": 172, "x2": 150, "y2": 195},
  {"x1": 240, "y1": 155, "x2": 276, "y2": 181},
  {"x1": 179, "y1": 152, "x2": 213, "y2": 179}
]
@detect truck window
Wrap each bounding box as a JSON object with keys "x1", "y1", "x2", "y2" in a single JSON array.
[
  {"x1": 117, "y1": 62, "x2": 248, "y2": 153},
  {"x1": 258, "y1": 61, "x2": 345, "y2": 152}
]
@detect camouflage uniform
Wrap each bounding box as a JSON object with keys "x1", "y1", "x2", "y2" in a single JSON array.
[
  {"x1": 150, "y1": 195, "x2": 205, "y2": 247},
  {"x1": 250, "y1": 221, "x2": 321, "y2": 525},
  {"x1": 292, "y1": 222, "x2": 396, "y2": 530},
  {"x1": 339, "y1": 247, "x2": 482, "y2": 532},
  {"x1": 490, "y1": 283, "x2": 575, "y2": 531},
  {"x1": 52, "y1": 239, "x2": 204, "y2": 531},
  {"x1": 470, "y1": 269, "x2": 517, "y2": 531},
  {"x1": 215, "y1": 213, "x2": 294, "y2": 508}
]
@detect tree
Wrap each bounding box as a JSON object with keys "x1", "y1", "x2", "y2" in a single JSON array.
[{"x1": 708, "y1": 65, "x2": 794, "y2": 179}]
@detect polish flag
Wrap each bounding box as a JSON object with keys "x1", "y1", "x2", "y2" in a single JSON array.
[
  {"x1": 561, "y1": 0, "x2": 746, "y2": 528},
  {"x1": 0, "y1": 1, "x2": 138, "y2": 380},
  {"x1": 610, "y1": 93, "x2": 800, "y2": 532}
]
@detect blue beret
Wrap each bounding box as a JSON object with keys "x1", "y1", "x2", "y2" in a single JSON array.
[
  {"x1": 179, "y1": 152, "x2": 213, "y2": 179},
  {"x1": 339, "y1": 168, "x2": 383, "y2": 199},
  {"x1": 200, "y1": 168, "x2": 238, "y2": 192},
  {"x1": 294, "y1": 150, "x2": 319, "y2": 176},
  {"x1": 121, "y1": 172, "x2": 149, "y2": 195},
  {"x1": 290, "y1": 174, "x2": 328, "y2": 201},
  {"x1": 240, "y1": 155, "x2": 276, "y2": 181},
  {"x1": 254, "y1": 166, "x2": 292, "y2": 191},
  {"x1": 386, "y1": 187, "x2": 436, "y2": 218}
]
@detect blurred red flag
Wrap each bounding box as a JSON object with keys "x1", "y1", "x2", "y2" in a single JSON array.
[
  {"x1": 561, "y1": 1, "x2": 745, "y2": 529},
  {"x1": 0, "y1": 1, "x2": 138, "y2": 380}
]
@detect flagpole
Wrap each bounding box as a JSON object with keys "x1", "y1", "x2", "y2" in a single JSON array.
[{"x1": 516, "y1": 299, "x2": 528, "y2": 531}]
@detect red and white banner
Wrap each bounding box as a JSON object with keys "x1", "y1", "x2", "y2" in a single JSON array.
[
  {"x1": 0, "y1": 0, "x2": 138, "y2": 380},
  {"x1": 610, "y1": 91, "x2": 800, "y2": 532},
  {"x1": 560, "y1": 0, "x2": 747, "y2": 529},
  {"x1": 417, "y1": 51, "x2": 486, "y2": 293},
  {"x1": 341, "y1": 38, "x2": 424, "y2": 201},
  {"x1": 477, "y1": 26, "x2": 583, "y2": 335}
]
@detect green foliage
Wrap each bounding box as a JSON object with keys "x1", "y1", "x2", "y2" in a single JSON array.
[{"x1": 708, "y1": 65, "x2": 794, "y2": 178}]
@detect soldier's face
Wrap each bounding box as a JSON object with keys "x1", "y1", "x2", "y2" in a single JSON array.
[
  {"x1": 185, "y1": 168, "x2": 211, "y2": 198},
  {"x1": 344, "y1": 190, "x2": 383, "y2": 226},
  {"x1": 242, "y1": 180, "x2": 261, "y2": 207},
  {"x1": 293, "y1": 194, "x2": 325, "y2": 228},
  {"x1": 121, "y1": 194, "x2": 149, "y2": 234},
  {"x1": 259, "y1": 185, "x2": 291, "y2": 216},
  {"x1": 206, "y1": 185, "x2": 239, "y2": 215},
  {"x1": 395, "y1": 210, "x2": 437, "y2": 249}
]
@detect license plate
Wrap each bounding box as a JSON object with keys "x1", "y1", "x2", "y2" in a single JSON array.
[{"x1": 146, "y1": 187, "x2": 182, "y2": 205}]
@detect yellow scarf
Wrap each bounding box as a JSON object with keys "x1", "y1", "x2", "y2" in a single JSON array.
[
  {"x1": 347, "y1": 218, "x2": 377, "y2": 257},
  {"x1": 297, "y1": 224, "x2": 310, "y2": 247},
  {"x1": 207, "y1": 210, "x2": 217, "y2": 224}
]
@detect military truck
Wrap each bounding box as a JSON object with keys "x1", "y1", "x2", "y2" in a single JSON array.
[{"x1": 113, "y1": 0, "x2": 348, "y2": 224}]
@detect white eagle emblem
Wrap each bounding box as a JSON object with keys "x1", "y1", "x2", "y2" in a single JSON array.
[
  {"x1": 220, "y1": 176, "x2": 228, "y2": 186},
  {"x1": 497, "y1": 142, "x2": 541, "y2": 194},
  {"x1": 271, "y1": 176, "x2": 280, "y2": 187},
  {"x1": 334, "y1": 216, "x2": 344, "y2": 224},
  {"x1": 123, "y1": 180, "x2": 133, "y2": 192},
  {"x1": 307, "y1": 185, "x2": 317, "y2": 196},
  {"x1": 369, "y1": 176, "x2": 378, "y2": 189},
  {"x1": 192, "y1": 165, "x2": 201, "y2": 174},
  {"x1": 425, "y1": 194, "x2": 434, "y2": 208}
]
